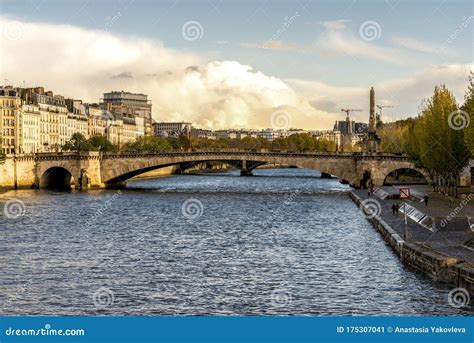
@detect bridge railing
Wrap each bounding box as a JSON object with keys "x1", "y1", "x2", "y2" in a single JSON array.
[
  {"x1": 98, "y1": 149, "x2": 412, "y2": 160},
  {"x1": 5, "y1": 149, "x2": 416, "y2": 160}
]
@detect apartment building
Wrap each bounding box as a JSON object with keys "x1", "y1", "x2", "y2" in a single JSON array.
[
  {"x1": 0, "y1": 87, "x2": 22, "y2": 154},
  {"x1": 153, "y1": 122, "x2": 191, "y2": 137},
  {"x1": 22, "y1": 103, "x2": 40, "y2": 154},
  {"x1": 102, "y1": 91, "x2": 152, "y2": 136}
]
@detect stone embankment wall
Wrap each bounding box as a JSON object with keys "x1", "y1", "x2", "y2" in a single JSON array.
[{"x1": 349, "y1": 191, "x2": 474, "y2": 298}]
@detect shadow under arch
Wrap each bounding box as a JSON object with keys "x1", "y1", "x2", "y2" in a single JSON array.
[
  {"x1": 383, "y1": 167, "x2": 429, "y2": 186},
  {"x1": 104, "y1": 158, "x2": 354, "y2": 188},
  {"x1": 40, "y1": 167, "x2": 75, "y2": 189}
]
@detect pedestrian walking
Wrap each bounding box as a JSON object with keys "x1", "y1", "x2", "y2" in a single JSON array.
[
  {"x1": 391, "y1": 204, "x2": 397, "y2": 215},
  {"x1": 423, "y1": 195, "x2": 429, "y2": 206}
]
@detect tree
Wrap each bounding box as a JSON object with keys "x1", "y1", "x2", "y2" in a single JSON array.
[
  {"x1": 122, "y1": 136, "x2": 176, "y2": 152},
  {"x1": 88, "y1": 135, "x2": 118, "y2": 152},
  {"x1": 414, "y1": 85, "x2": 470, "y2": 195},
  {"x1": 379, "y1": 119, "x2": 412, "y2": 154},
  {"x1": 461, "y1": 71, "x2": 474, "y2": 153},
  {"x1": 63, "y1": 133, "x2": 92, "y2": 152}
]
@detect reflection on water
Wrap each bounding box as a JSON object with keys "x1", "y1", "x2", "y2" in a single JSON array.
[{"x1": 0, "y1": 169, "x2": 470, "y2": 315}]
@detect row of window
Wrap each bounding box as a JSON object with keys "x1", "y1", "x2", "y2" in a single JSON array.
[
  {"x1": 2, "y1": 138, "x2": 15, "y2": 146},
  {"x1": 1, "y1": 109, "x2": 19, "y2": 116},
  {"x1": 3, "y1": 119, "x2": 16, "y2": 126},
  {"x1": 2, "y1": 128, "x2": 16, "y2": 136},
  {"x1": 0, "y1": 100, "x2": 19, "y2": 107}
]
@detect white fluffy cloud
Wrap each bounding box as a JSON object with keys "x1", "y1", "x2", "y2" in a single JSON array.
[
  {"x1": 0, "y1": 17, "x2": 471, "y2": 130},
  {"x1": 0, "y1": 17, "x2": 334, "y2": 129}
]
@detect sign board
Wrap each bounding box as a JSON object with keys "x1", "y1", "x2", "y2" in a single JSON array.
[{"x1": 399, "y1": 188, "x2": 410, "y2": 199}]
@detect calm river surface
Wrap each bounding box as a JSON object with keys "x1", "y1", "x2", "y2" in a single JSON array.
[{"x1": 0, "y1": 168, "x2": 470, "y2": 315}]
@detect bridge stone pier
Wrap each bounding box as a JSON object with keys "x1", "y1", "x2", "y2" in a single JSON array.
[{"x1": 0, "y1": 150, "x2": 450, "y2": 190}]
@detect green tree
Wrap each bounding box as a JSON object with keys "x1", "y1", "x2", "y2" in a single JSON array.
[
  {"x1": 88, "y1": 135, "x2": 117, "y2": 152},
  {"x1": 415, "y1": 85, "x2": 470, "y2": 195},
  {"x1": 122, "y1": 136, "x2": 177, "y2": 152},
  {"x1": 63, "y1": 133, "x2": 92, "y2": 152},
  {"x1": 461, "y1": 71, "x2": 474, "y2": 153}
]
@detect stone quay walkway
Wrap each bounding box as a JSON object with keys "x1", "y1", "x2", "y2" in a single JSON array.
[
  {"x1": 354, "y1": 187, "x2": 474, "y2": 265},
  {"x1": 381, "y1": 184, "x2": 474, "y2": 218}
]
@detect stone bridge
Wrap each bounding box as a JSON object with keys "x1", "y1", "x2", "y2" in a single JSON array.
[{"x1": 0, "y1": 150, "x2": 442, "y2": 190}]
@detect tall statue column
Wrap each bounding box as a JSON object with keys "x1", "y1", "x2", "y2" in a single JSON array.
[{"x1": 368, "y1": 87, "x2": 376, "y2": 134}]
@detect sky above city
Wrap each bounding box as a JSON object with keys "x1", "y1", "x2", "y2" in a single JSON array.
[{"x1": 0, "y1": 0, "x2": 472, "y2": 129}]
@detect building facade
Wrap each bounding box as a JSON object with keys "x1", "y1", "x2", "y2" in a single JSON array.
[
  {"x1": 0, "y1": 87, "x2": 22, "y2": 154},
  {"x1": 21, "y1": 104, "x2": 40, "y2": 154},
  {"x1": 0, "y1": 86, "x2": 152, "y2": 154},
  {"x1": 153, "y1": 122, "x2": 192, "y2": 137},
  {"x1": 102, "y1": 91, "x2": 152, "y2": 136}
]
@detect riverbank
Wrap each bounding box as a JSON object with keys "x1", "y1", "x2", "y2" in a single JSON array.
[{"x1": 350, "y1": 189, "x2": 474, "y2": 300}]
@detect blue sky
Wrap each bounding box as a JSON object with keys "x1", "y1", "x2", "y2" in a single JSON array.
[{"x1": 1, "y1": 0, "x2": 472, "y2": 129}]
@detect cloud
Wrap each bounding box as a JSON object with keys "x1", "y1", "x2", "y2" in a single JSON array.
[
  {"x1": 319, "y1": 19, "x2": 351, "y2": 30},
  {"x1": 1, "y1": 17, "x2": 470, "y2": 131},
  {"x1": 0, "y1": 16, "x2": 336, "y2": 129},
  {"x1": 392, "y1": 36, "x2": 457, "y2": 57},
  {"x1": 318, "y1": 29, "x2": 402, "y2": 64},
  {"x1": 241, "y1": 40, "x2": 302, "y2": 52},
  {"x1": 111, "y1": 72, "x2": 133, "y2": 79},
  {"x1": 287, "y1": 63, "x2": 473, "y2": 122}
]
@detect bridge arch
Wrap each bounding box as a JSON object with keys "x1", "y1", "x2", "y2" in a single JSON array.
[
  {"x1": 382, "y1": 167, "x2": 430, "y2": 186},
  {"x1": 100, "y1": 153, "x2": 360, "y2": 187},
  {"x1": 40, "y1": 167, "x2": 75, "y2": 189}
]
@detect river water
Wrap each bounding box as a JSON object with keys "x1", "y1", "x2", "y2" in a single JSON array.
[{"x1": 0, "y1": 168, "x2": 470, "y2": 315}]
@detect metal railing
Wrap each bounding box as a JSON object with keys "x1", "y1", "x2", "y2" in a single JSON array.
[{"x1": 3, "y1": 149, "x2": 416, "y2": 161}]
